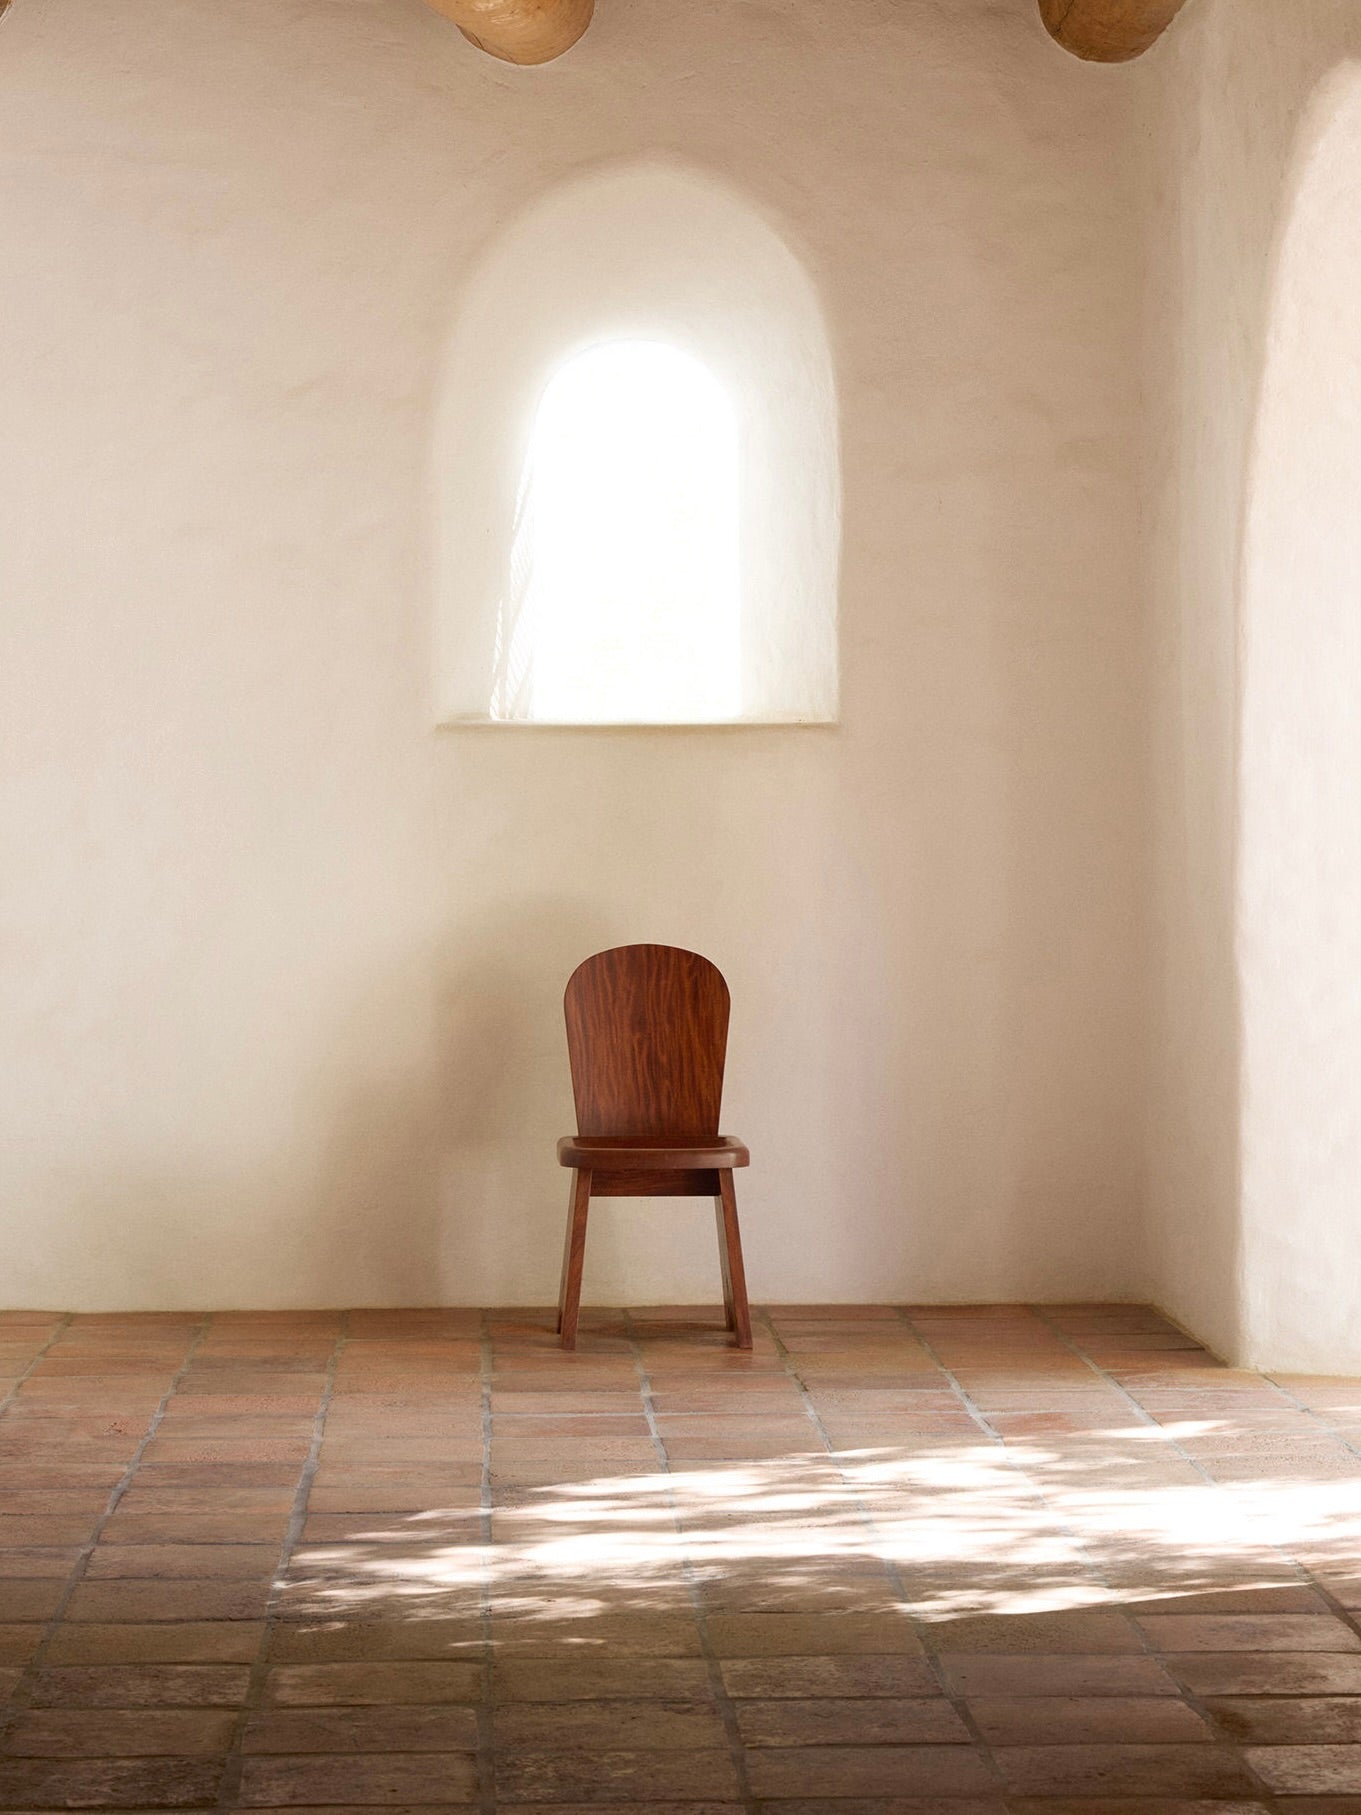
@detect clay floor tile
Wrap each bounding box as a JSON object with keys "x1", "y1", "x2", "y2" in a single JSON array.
[
  {"x1": 940, "y1": 1655, "x2": 1181, "y2": 1697},
  {"x1": 488, "y1": 1615, "x2": 702, "y2": 1657},
  {"x1": 994, "y1": 1742, "x2": 1259, "y2": 1796},
  {"x1": 692, "y1": 1573, "x2": 903, "y2": 1617},
  {"x1": 490, "y1": 1440, "x2": 660, "y2": 1467},
  {"x1": 27, "y1": 1662, "x2": 254, "y2": 1704},
  {"x1": 1243, "y1": 1744, "x2": 1361, "y2": 1793},
  {"x1": 84, "y1": 1543, "x2": 279, "y2": 1579},
  {"x1": 493, "y1": 1700, "x2": 728, "y2": 1749},
  {"x1": 63, "y1": 1579, "x2": 271, "y2": 1622},
  {"x1": 742, "y1": 1741, "x2": 996, "y2": 1798},
  {"x1": 1136, "y1": 1614, "x2": 1361, "y2": 1653},
  {"x1": 966, "y1": 1696, "x2": 1214, "y2": 1745},
  {"x1": 139, "y1": 1439, "x2": 313, "y2": 1466},
  {"x1": 307, "y1": 1487, "x2": 480, "y2": 1515},
  {"x1": 165, "y1": 1394, "x2": 320, "y2": 1417},
  {"x1": 236, "y1": 1750, "x2": 479, "y2": 1804},
  {"x1": 319, "y1": 1444, "x2": 485, "y2": 1466},
  {"x1": 926, "y1": 1613, "x2": 1141, "y2": 1655},
  {"x1": 0, "y1": 1624, "x2": 43, "y2": 1665},
  {"x1": 493, "y1": 1748, "x2": 742, "y2": 1802},
  {"x1": 114, "y1": 1483, "x2": 296, "y2": 1509},
  {"x1": 178, "y1": 1373, "x2": 328, "y2": 1395},
  {"x1": 1208, "y1": 1697, "x2": 1361, "y2": 1744},
  {"x1": 0, "y1": 1755, "x2": 223, "y2": 1806},
  {"x1": 646, "y1": 1372, "x2": 798, "y2": 1396},
  {"x1": 42, "y1": 1620, "x2": 265, "y2": 1664},
  {"x1": 655, "y1": 1413, "x2": 817, "y2": 1438},
  {"x1": 99, "y1": 1511, "x2": 291, "y2": 1545},
  {"x1": 265, "y1": 1661, "x2": 483, "y2": 1704},
  {"x1": 15, "y1": 1375, "x2": 174, "y2": 1398},
  {"x1": 0, "y1": 1515, "x2": 126, "y2": 1547},
  {"x1": 132, "y1": 1466, "x2": 304, "y2": 1494},
  {"x1": 268, "y1": 1619, "x2": 482, "y2": 1662},
  {"x1": 31, "y1": 1355, "x2": 186, "y2": 1377},
  {"x1": 1172, "y1": 1652, "x2": 1361, "y2": 1696},
  {"x1": 4, "y1": 1708, "x2": 238, "y2": 1755},
  {"x1": 802, "y1": 1386, "x2": 963, "y2": 1408},
  {"x1": 719, "y1": 1654, "x2": 939, "y2": 1698},
  {"x1": 489, "y1": 1414, "x2": 653, "y2": 1441},
  {"x1": 490, "y1": 1392, "x2": 645, "y2": 1415},
  {"x1": 301, "y1": 1513, "x2": 483, "y2": 1545},
  {"x1": 819, "y1": 1419, "x2": 983, "y2": 1444},
  {"x1": 0, "y1": 1579, "x2": 65, "y2": 1620},
  {"x1": 489, "y1": 1462, "x2": 664, "y2": 1491},
  {"x1": 735, "y1": 1695, "x2": 971, "y2": 1746},
  {"x1": 492, "y1": 1656, "x2": 713, "y2": 1701},
  {"x1": 704, "y1": 1613, "x2": 922, "y2": 1657},
  {"x1": 330, "y1": 1377, "x2": 488, "y2": 1398},
  {"x1": 1124, "y1": 1587, "x2": 1330, "y2": 1616},
  {"x1": 243, "y1": 1705, "x2": 479, "y2": 1751},
  {"x1": 0, "y1": 1489, "x2": 111, "y2": 1519}
]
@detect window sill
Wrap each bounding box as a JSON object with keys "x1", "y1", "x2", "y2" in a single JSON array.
[{"x1": 433, "y1": 716, "x2": 840, "y2": 730}]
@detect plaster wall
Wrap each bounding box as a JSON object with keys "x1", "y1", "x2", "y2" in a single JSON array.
[
  {"x1": 1141, "y1": 0, "x2": 1361, "y2": 1370},
  {"x1": 0, "y1": 0, "x2": 1146, "y2": 1309}
]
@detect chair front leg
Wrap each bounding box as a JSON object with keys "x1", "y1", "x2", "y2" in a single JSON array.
[
  {"x1": 714, "y1": 1171, "x2": 753, "y2": 1349},
  {"x1": 557, "y1": 1168, "x2": 592, "y2": 1350}
]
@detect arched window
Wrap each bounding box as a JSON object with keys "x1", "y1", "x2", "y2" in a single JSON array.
[
  {"x1": 497, "y1": 341, "x2": 740, "y2": 724},
  {"x1": 434, "y1": 163, "x2": 839, "y2": 726}
]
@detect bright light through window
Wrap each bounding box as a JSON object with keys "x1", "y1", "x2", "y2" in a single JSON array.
[{"x1": 500, "y1": 341, "x2": 741, "y2": 724}]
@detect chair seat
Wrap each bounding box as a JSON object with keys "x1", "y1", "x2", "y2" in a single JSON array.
[{"x1": 558, "y1": 1134, "x2": 749, "y2": 1170}]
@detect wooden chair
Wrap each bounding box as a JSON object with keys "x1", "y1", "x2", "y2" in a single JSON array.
[{"x1": 556, "y1": 944, "x2": 752, "y2": 1351}]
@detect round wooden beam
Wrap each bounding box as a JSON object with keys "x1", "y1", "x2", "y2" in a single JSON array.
[
  {"x1": 421, "y1": 0, "x2": 593, "y2": 65},
  {"x1": 1039, "y1": 0, "x2": 1188, "y2": 62}
]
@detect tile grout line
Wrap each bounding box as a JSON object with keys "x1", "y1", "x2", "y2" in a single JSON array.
[
  {"x1": 213, "y1": 1310, "x2": 350, "y2": 1813},
  {"x1": 475, "y1": 1307, "x2": 496, "y2": 1815},
  {"x1": 0, "y1": 1311, "x2": 214, "y2": 1751},
  {"x1": 1025, "y1": 1304, "x2": 1292, "y2": 1815},
  {"x1": 0, "y1": 1302, "x2": 77, "y2": 1724},
  {"x1": 622, "y1": 1307, "x2": 760, "y2": 1815},
  {"x1": 760, "y1": 1306, "x2": 1010, "y2": 1798},
  {"x1": 1261, "y1": 1370, "x2": 1361, "y2": 1469},
  {"x1": 0, "y1": 1311, "x2": 74, "y2": 1424}
]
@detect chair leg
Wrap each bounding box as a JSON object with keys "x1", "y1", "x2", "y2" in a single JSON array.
[
  {"x1": 556, "y1": 1168, "x2": 592, "y2": 1351},
  {"x1": 714, "y1": 1171, "x2": 753, "y2": 1350}
]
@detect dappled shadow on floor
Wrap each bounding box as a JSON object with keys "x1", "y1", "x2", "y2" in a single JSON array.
[{"x1": 2, "y1": 1303, "x2": 1360, "y2": 1805}]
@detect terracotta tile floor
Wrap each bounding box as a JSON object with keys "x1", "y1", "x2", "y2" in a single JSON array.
[{"x1": 2, "y1": 1303, "x2": 1361, "y2": 1811}]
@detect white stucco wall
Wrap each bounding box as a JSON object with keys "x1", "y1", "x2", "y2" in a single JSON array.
[
  {"x1": 1141, "y1": 0, "x2": 1361, "y2": 1371},
  {"x1": 0, "y1": 0, "x2": 1147, "y2": 1309}
]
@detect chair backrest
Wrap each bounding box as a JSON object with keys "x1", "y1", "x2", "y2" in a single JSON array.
[{"x1": 564, "y1": 944, "x2": 731, "y2": 1139}]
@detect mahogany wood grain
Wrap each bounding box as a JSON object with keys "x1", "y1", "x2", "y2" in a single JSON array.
[
  {"x1": 716, "y1": 1171, "x2": 753, "y2": 1348},
  {"x1": 556, "y1": 944, "x2": 753, "y2": 1350},
  {"x1": 556, "y1": 1167, "x2": 592, "y2": 1349},
  {"x1": 557, "y1": 1135, "x2": 748, "y2": 1169},
  {"x1": 565, "y1": 946, "x2": 728, "y2": 1139},
  {"x1": 589, "y1": 1169, "x2": 721, "y2": 1197}
]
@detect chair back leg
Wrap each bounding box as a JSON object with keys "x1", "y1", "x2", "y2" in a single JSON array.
[
  {"x1": 714, "y1": 1171, "x2": 753, "y2": 1349},
  {"x1": 557, "y1": 1168, "x2": 592, "y2": 1350}
]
